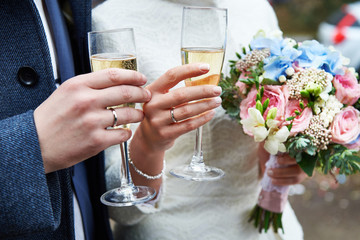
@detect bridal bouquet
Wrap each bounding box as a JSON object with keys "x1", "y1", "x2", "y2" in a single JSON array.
[{"x1": 220, "y1": 31, "x2": 360, "y2": 233}]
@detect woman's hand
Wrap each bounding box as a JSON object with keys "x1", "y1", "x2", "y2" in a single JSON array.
[
  {"x1": 267, "y1": 154, "x2": 308, "y2": 186},
  {"x1": 129, "y1": 63, "x2": 222, "y2": 190},
  {"x1": 139, "y1": 63, "x2": 222, "y2": 152},
  {"x1": 258, "y1": 143, "x2": 308, "y2": 186}
]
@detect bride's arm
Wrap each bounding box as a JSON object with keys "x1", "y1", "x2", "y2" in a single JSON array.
[
  {"x1": 130, "y1": 63, "x2": 222, "y2": 192},
  {"x1": 108, "y1": 63, "x2": 222, "y2": 225}
]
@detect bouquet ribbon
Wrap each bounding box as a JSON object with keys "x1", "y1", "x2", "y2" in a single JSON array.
[
  {"x1": 249, "y1": 154, "x2": 289, "y2": 233},
  {"x1": 259, "y1": 154, "x2": 289, "y2": 213}
]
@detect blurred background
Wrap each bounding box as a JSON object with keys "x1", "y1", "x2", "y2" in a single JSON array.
[{"x1": 270, "y1": 0, "x2": 360, "y2": 239}]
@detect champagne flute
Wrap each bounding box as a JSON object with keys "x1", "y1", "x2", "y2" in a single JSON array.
[
  {"x1": 88, "y1": 28, "x2": 156, "y2": 206},
  {"x1": 170, "y1": 7, "x2": 227, "y2": 181}
]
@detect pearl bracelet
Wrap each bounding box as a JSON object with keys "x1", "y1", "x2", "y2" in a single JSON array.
[{"x1": 127, "y1": 144, "x2": 165, "y2": 180}]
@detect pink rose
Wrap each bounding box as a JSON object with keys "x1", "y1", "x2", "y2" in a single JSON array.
[
  {"x1": 284, "y1": 100, "x2": 313, "y2": 136},
  {"x1": 331, "y1": 106, "x2": 360, "y2": 146},
  {"x1": 333, "y1": 68, "x2": 360, "y2": 105},
  {"x1": 240, "y1": 85, "x2": 289, "y2": 123},
  {"x1": 345, "y1": 137, "x2": 360, "y2": 151}
]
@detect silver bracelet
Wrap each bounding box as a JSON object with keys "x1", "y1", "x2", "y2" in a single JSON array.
[{"x1": 127, "y1": 143, "x2": 165, "y2": 180}]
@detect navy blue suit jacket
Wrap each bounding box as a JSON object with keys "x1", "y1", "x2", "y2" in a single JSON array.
[{"x1": 0, "y1": 0, "x2": 112, "y2": 239}]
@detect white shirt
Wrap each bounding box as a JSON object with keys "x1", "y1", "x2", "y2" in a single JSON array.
[{"x1": 33, "y1": 0, "x2": 85, "y2": 239}]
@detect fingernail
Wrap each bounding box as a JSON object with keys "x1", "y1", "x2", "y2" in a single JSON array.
[
  {"x1": 199, "y1": 63, "x2": 210, "y2": 72},
  {"x1": 215, "y1": 97, "x2": 222, "y2": 104},
  {"x1": 267, "y1": 169, "x2": 273, "y2": 176},
  {"x1": 145, "y1": 89, "x2": 151, "y2": 99},
  {"x1": 213, "y1": 86, "x2": 222, "y2": 94}
]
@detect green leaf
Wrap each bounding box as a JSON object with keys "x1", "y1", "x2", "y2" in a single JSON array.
[
  {"x1": 261, "y1": 78, "x2": 282, "y2": 85},
  {"x1": 287, "y1": 122, "x2": 293, "y2": 131},
  {"x1": 236, "y1": 52, "x2": 242, "y2": 59},
  {"x1": 297, "y1": 152, "x2": 318, "y2": 177}
]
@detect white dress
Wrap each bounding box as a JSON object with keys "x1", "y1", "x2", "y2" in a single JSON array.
[{"x1": 92, "y1": 0, "x2": 304, "y2": 239}]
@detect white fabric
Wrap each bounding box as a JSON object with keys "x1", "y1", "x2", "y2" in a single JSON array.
[
  {"x1": 93, "y1": 0, "x2": 303, "y2": 239},
  {"x1": 33, "y1": 0, "x2": 58, "y2": 80},
  {"x1": 33, "y1": 1, "x2": 84, "y2": 239}
]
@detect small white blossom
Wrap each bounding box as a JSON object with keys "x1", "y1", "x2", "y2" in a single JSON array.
[
  {"x1": 317, "y1": 95, "x2": 343, "y2": 127},
  {"x1": 264, "y1": 126, "x2": 290, "y2": 155},
  {"x1": 259, "y1": 75, "x2": 264, "y2": 84},
  {"x1": 240, "y1": 108, "x2": 269, "y2": 142},
  {"x1": 283, "y1": 38, "x2": 297, "y2": 48},
  {"x1": 349, "y1": 67, "x2": 356, "y2": 75},
  {"x1": 328, "y1": 45, "x2": 336, "y2": 52},
  {"x1": 279, "y1": 75, "x2": 287, "y2": 83},
  {"x1": 342, "y1": 56, "x2": 350, "y2": 66},
  {"x1": 285, "y1": 67, "x2": 295, "y2": 76}
]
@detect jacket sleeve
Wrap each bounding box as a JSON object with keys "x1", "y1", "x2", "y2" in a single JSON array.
[{"x1": 0, "y1": 110, "x2": 62, "y2": 238}]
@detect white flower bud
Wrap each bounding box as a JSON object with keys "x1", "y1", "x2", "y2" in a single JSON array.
[
  {"x1": 342, "y1": 56, "x2": 350, "y2": 66},
  {"x1": 349, "y1": 67, "x2": 356, "y2": 74},
  {"x1": 328, "y1": 45, "x2": 336, "y2": 52},
  {"x1": 259, "y1": 75, "x2": 264, "y2": 83},
  {"x1": 314, "y1": 106, "x2": 321, "y2": 115},
  {"x1": 326, "y1": 73, "x2": 334, "y2": 81},
  {"x1": 279, "y1": 75, "x2": 286, "y2": 83},
  {"x1": 284, "y1": 38, "x2": 297, "y2": 47},
  {"x1": 285, "y1": 67, "x2": 295, "y2": 76}
]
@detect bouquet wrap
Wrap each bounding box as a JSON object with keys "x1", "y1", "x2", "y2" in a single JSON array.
[{"x1": 259, "y1": 154, "x2": 289, "y2": 213}]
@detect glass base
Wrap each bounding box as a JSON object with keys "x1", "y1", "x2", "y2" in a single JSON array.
[
  {"x1": 100, "y1": 185, "x2": 156, "y2": 207},
  {"x1": 170, "y1": 164, "x2": 225, "y2": 181}
]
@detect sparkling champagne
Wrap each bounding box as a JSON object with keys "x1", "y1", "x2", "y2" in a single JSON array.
[
  {"x1": 91, "y1": 53, "x2": 137, "y2": 71},
  {"x1": 181, "y1": 47, "x2": 225, "y2": 86},
  {"x1": 91, "y1": 53, "x2": 137, "y2": 129}
]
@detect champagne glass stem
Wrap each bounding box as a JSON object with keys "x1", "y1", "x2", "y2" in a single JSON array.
[
  {"x1": 119, "y1": 141, "x2": 134, "y2": 187},
  {"x1": 190, "y1": 126, "x2": 205, "y2": 171}
]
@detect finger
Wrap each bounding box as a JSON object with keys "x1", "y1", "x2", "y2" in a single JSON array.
[
  {"x1": 267, "y1": 165, "x2": 303, "y2": 178},
  {"x1": 81, "y1": 68, "x2": 147, "y2": 89},
  {"x1": 169, "y1": 97, "x2": 222, "y2": 123},
  {"x1": 153, "y1": 85, "x2": 222, "y2": 109},
  {"x1": 103, "y1": 108, "x2": 144, "y2": 129},
  {"x1": 159, "y1": 110, "x2": 215, "y2": 138},
  {"x1": 276, "y1": 154, "x2": 297, "y2": 165},
  {"x1": 97, "y1": 85, "x2": 151, "y2": 108},
  {"x1": 271, "y1": 177, "x2": 303, "y2": 186},
  {"x1": 147, "y1": 63, "x2": 210, "y2": 93},
  {"x1": 100, "y1": 128, "x2": 133, "y2": 146}
]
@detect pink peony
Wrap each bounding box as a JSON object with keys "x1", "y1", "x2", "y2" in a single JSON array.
[
  {"x1": 284, "y1": 100, "x2": 313, "y2": 136},
  {"x1": 331, "y1": 106, "x2": 360, "y2": 146},
  {"x1": 333, "y1": 68, "x2": 360, "y2": 105},
  {"x1": 240, "y1": 85, "x2": 289, "y2": 131}
]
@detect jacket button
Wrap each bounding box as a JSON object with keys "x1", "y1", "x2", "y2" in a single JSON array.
[{"x1": 17, "y1": 66, "x2": 39, "y2": 86}]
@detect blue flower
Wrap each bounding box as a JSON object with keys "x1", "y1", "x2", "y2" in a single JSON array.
[
  {"x1": 263, "y1": 56, "x2": 291, "y2": 81},
  {"x1": 262, "y1": 46, "x2": 302, "y2": 81},
  {"x1": 250, "y1": 37, "x2": 283, "y2": 56},
  {"x1": 321, "y1": 51, "x2": 344, "y2": 75},
  {"x1": 296, "y1": 40, "x2": 344, "y2": 75}
]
